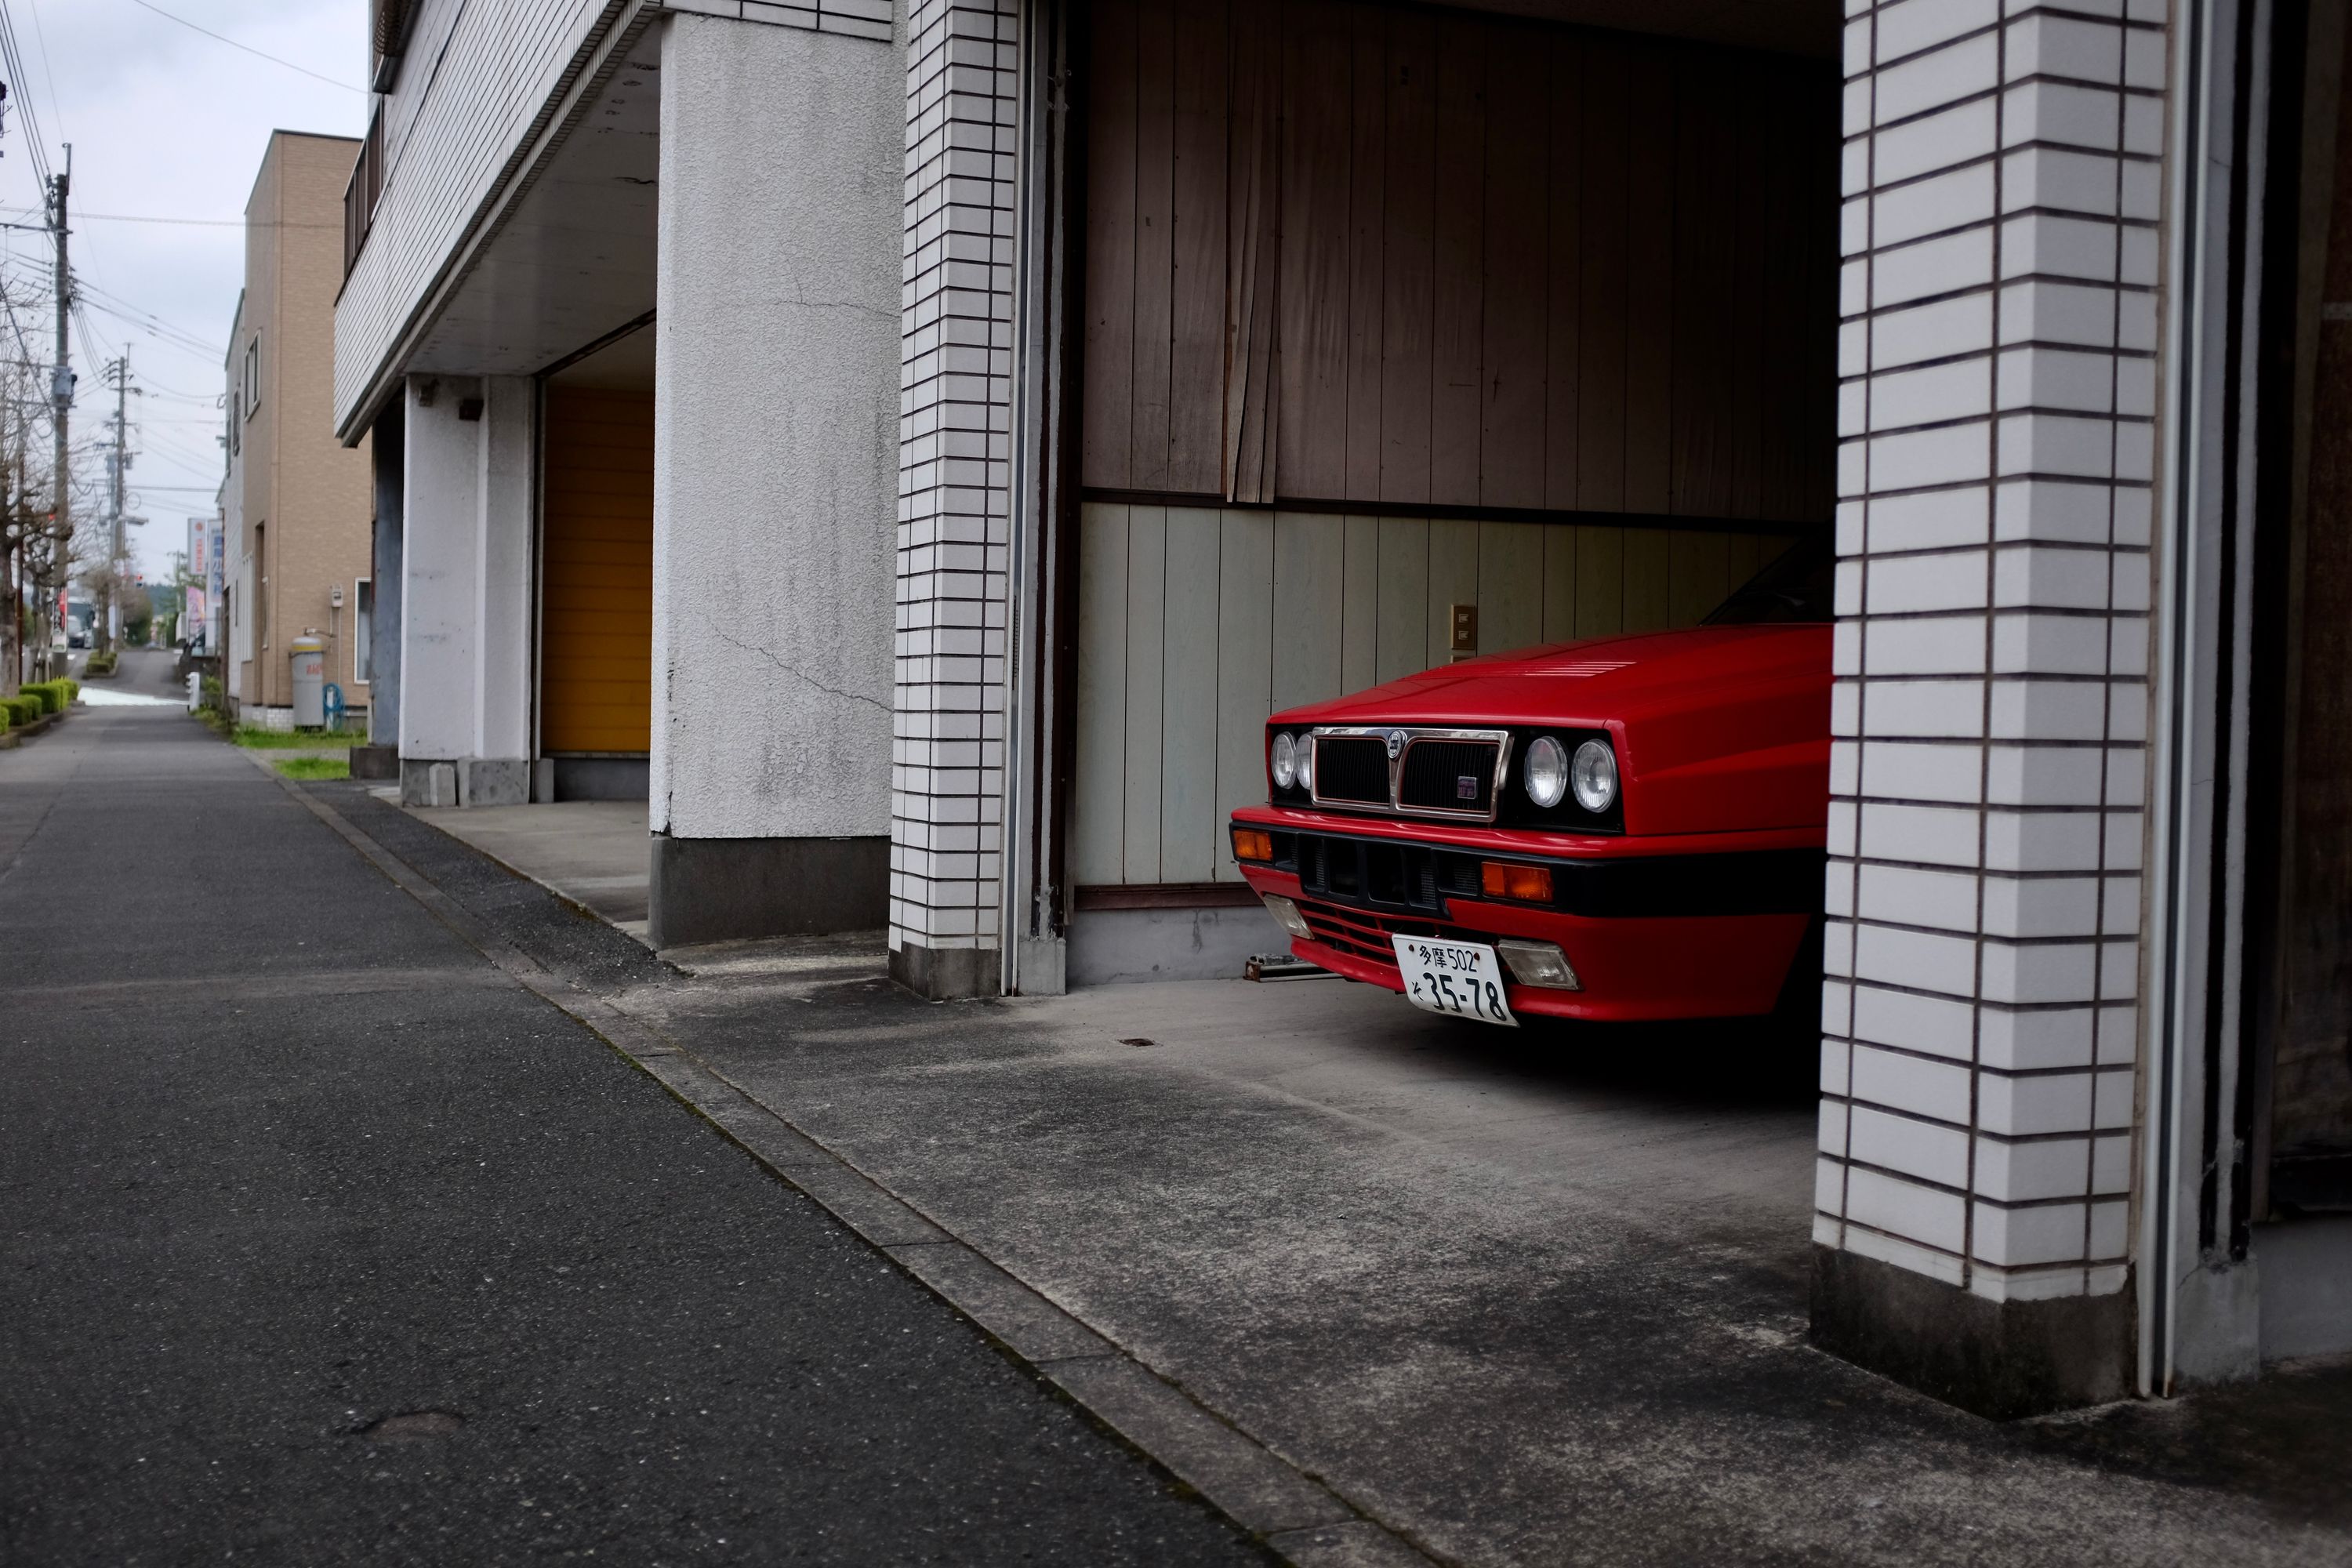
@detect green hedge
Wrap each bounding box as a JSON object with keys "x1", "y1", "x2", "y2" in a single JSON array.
[
  {"x1": 0, "y1": 695, "x2": 34, "y2": 726},
  {"x1": 16, "y1": 681, "x2": 74, "y2": 715}
]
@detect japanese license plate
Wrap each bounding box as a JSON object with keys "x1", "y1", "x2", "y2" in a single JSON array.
[{"x1": 1391, "y1": 935, "x2": 1518, "y2": 1027}]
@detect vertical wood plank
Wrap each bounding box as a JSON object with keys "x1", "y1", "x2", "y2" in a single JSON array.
[
  {"x1": 1425, "y1": 517, "x2": 1482, "y2": 667},
  {"x1": 1159, "y1": 506, "x2": 1223, "y2": 882},
  {"x1": 1758, "y1": 78, "x2": 1805, "y2": 523},
  {"x1": 1081, "y1": 0, "x2": 1138, "y2": 491},
  {"x1": 1575, "y1": 524, "x2": 1624, "y2": 636},
  {"x1": 1668, "y1": 50, "x2": 1733, "y2": 519},
  {"x1": 1802, "y1": 81, "x2": 1842, "y2": 524},
  {"x1": 1272, "y1": 510, "x2": 1347, "y2": 710},
  {"x1": 1277, "y1": 0, "x2": 1356, "y2": 502},
  {"x1": 1726, "y1": 530, "x2": 1762, "y2": 593},
  {"x1": 1341, "y1": 515, "x2": 1381, "y2": 691},
  {"x1": 1576, "y1": 40, "x2": 1628, "y2": 512},
  {"x1": 1071, "y1": 503, "x2": 1131, "y2": 884},
  {"x1": 1623, "y1": 44, "x2": 1675, "y2": 515},
  {"x1": 1375, "y1": 514, "x2": 1431, "y2": 681},
  {"x1": 1544, "y1": 32, "x2": 1582, "y2": 511},
  {"x1": 1668, "y1": 527, "x2": 1729, "y2": 625},
  {"x1": 1379, "y1": 9, "x2": 1436, "y2": 505},
  {"x1": 1130, "y1": 0, "x2": 1176, "y2": 489},
  {"x1": 1478, "y1": 521, "x2": 1546, "y2": 655},
  {"x1": 1345, "y1": 7, "x2": 1388, "y2": 503},
  {"x1": 1224, "y1": 2, "x2": 1283, "y2": 504},
  {"x1": 1122, "y1": 506, "x2": 1167, "y2": 881},
  {"x1": 1428, "y1": 17, "x2": 1486, "y2": 507},
  {"x1": 1214, "y1": 509, "x2": 1275, "y2": 880},
  {"x1": 1167, "y1": 2, "x2": 1229, "y2": 496},
  {"x1": 1541, "y1": 524, "x2": 1579, "y2": 641},
  {"x1": 1729, "y1": 64, "x2": 1768, "y2": 520},
  {"x1": 1623, "y1": 526, "x2": 1671, "y2": 630},
  {"x1": 1480, "y1": 24, "x2": 1548, "y2": 509}
]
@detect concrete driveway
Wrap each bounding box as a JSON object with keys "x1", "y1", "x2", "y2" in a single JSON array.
[{"x1": 296, "y1": 774, "x2": 2350, "y2": 1566}]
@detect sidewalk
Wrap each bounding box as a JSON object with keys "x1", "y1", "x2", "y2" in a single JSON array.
[
  {"x1": 337, "y1": 780, "x2": 2350, "y2": 1566},
  {"x1": 408, "y1": 800, "x2": 652, "y2": 935}
]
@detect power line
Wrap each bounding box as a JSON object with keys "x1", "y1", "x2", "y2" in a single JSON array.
[
  {"x1": 0, "y1": 205, "x2": 341, "y2": 230},
  {"x1": 119, "y1": 0, "x2": 364, "y2": 95},
  {"x1": 0, "y1": 2, "x2": 56, "y2": 191}
]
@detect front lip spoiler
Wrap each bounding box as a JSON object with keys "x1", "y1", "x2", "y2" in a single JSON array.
[{"x1": 1237, "y1": 816, "x2": 1827, "y2": 921}]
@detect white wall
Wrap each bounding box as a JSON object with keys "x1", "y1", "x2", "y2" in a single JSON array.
[
  {"x1": 475, "y1": 376, "x2": 534, "y2": 760},
  {"x1": 401, "y1": 375, "x2": 534, "y2": 764},
  {"x1": 649, "y1": 13, "x2": 900, "y2": 841}
]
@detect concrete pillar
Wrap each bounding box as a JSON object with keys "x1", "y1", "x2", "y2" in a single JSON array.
[
  {"x1": 367, "y1": 400, "x2": 403, "y2": 752},
  {"x1": 644, "y1": 12, "x2": 900, "y2": 949},
  {"x1": 892, "y1": 0, "x2": 1017, "y2": 998},
  {"x1": 1813, "y1": 0, "x2": 2165, "y2": 1416},
  {"x1": 397, "y1": 374, "x2": 535, "y2": 807},
  {"x1": 474, "y1": 376, "x2": 533, "y2": 771}
]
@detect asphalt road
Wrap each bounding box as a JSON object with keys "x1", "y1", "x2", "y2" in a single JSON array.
[{"x1": 0, "y1": 705, "x2": 1265, "y2": 1566}]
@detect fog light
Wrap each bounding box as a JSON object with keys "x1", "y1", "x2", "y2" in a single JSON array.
[
  {"x1": 1232, "y1": 826, "x2": 1276, "y2": 863},
  {"x1": 1479, "y1": 861, "x2": 1555, "y2": 902},
  {"x1": 1260, "y1": 893, "x2": 1313, "y2": 940},
  {"x1": 1495, "y1": 938, "x2": 1581, "y2": 990}
]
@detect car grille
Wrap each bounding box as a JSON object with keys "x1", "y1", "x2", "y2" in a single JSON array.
[
  {"x1": 1293, "y1": 895, "x2": 1479, "y2": 970},
  {"x1": 1295, "y1": 831, "x2": 1483, "y2": 912},
  {"x1": 1313, "y1": 736, "x2": 1390, "y2": 804},
  {"x1": 1399, "y1": 739, "x2": 1498, "y2": 815}
]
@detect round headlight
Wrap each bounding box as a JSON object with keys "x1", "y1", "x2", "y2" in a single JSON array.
[
  {"x1": 1570, "y1": 739, "x2": 1617, "y2": 814},
  {"x1": 1271, "y1": 731, "x2": 1297, "y2": 789},
  {"x1": 1523, "y1": 735, "x2": 1568, "y2": 808},
  {"x1": 1295, "y1": 735, "x2": 1316, "y2": 793}
]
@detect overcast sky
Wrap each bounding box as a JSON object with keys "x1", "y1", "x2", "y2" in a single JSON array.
[{"x1": 2, "y1": 0, "x2": 364, "y2": 583}]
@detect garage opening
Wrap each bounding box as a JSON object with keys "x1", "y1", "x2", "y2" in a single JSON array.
[
  {"x1": 539, "y1": 325, "x2": 655, "y2": 801},
  {"x1": 1064, "y1": 0, "x2": 1838, "y2": 984}
]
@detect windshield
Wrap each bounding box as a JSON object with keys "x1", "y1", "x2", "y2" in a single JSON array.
[{"x1": 1704, "y1": 534, "x2": 1835, "y2": 625}]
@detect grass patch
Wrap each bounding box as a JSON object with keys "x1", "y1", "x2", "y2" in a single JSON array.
[
  {"x1": 234, "y1": 725, "x2": 361, "y2": 750},
  {"x1": 274, "y1": 757, "x2": 351, "y2": 781}
]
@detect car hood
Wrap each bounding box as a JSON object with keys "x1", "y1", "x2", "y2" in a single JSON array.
[
  {"x1": 1276, "y1": 623, "x2": 1830, "y2": 729},
  {"x1": 1272, "y1": 623, "x2": 1833, "y2": 837}
]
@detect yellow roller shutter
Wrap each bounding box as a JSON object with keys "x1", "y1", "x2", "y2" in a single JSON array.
[{"x1": 540, "y1": 386, "x2": 653, "y2": 753}]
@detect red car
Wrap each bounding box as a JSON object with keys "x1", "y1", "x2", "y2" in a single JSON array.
[{"x1": 1230, "y1": 540, "x2": 1832, "y2": 1027}]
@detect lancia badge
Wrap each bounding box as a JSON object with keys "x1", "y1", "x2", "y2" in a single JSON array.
[{"x1": 1385, "y1": 730, "x2": 1405, "y2": 760}]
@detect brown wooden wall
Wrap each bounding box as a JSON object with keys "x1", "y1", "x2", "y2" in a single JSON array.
[{"x1": 1080, "y1": 0, "x2": 1838, "y2": 521}]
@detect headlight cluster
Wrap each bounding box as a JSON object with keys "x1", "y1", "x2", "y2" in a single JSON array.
[
  {"x1": 1270, "y1": 731, "x2": 1313, "y2": 793},
  {"x1": 1519, "y1": 734, "x2": 1616, "y2": 813}
]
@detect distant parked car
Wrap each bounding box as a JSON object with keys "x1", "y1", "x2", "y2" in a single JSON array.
[
  {"x1": 66, "y1": 618, "x2": 89, "y2": 649},
  {"x1": 1230, "y1": 539, "x2": 1833, "y2": 1029}
]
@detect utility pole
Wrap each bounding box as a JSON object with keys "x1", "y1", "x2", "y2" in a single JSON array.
[
  {"x1": 99, "y1": 345, "x2": 127, "y2": 653},
  {"x1": 39, "y1": 145, "x2": 69, "y2": 680}
]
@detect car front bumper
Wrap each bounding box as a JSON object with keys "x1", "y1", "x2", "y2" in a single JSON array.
[{"x1": 1231, "y1": 806, "x2": 1823, "y2": 1022}]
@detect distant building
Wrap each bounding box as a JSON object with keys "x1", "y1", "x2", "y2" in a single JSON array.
[{"x1": 222, "y1": 130, "x2": 372, "y2": 730}]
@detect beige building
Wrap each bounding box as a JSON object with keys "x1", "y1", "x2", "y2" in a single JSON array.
[{"x1": 223, "y1": 129, "x2": 371, "y2": 728}]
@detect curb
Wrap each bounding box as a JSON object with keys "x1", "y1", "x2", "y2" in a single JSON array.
[{"x1": 252, "y1": 762, "x2": 1446, "y2": 1568}]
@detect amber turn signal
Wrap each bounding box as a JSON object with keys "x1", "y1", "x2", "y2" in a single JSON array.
[
  {"x1": 1480, "y1": 861, "x2": 1554, "y2": 902},
  {"x1": 1232, "y1": 827, "x2": 1277, "y2": 864}
]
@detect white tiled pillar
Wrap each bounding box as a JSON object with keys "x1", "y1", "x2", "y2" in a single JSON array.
[
  {"x1": 1813, "y1": 0, "x2": 2165, "y2": 1414},
  {"x1": 891, "y1": 0, "x2": 1017, "y2": 997}
]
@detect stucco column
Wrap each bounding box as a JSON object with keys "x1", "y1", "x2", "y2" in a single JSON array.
[
  {"x1": 647, "y1": 11, "x2": 901, "y2": 947},
  {"x1": 1813, "y1": 0, "x2": 2165, "y2": 1415},
  {"x1": 474, "y1": 376, "x2": 534, "y2": 773},
  {"x1": 396, "y1": 374, "x2": 535, "y2": 808}
]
